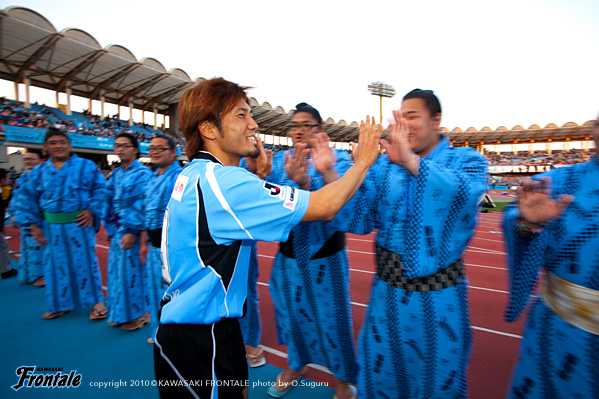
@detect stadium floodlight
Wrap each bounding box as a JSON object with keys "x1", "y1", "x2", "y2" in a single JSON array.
[{"x1": 368, "y1": 81, "x2": 396, "y2": 123}]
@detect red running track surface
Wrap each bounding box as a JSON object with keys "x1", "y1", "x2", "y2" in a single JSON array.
[{"x1": 5, "y1": 212, "x2": 525, "y2": 399}]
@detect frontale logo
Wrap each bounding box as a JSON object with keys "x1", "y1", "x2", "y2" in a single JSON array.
[{"x1": 12, "y1": 366, "x2": 82, "y2": 391}]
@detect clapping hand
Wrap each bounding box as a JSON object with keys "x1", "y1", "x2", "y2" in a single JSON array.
[
  {"x1": 285, "y1": 143, "x2": 311, "y2": 189},
  {"x1": 310, "y1": 133, "x2": 338, "y2": 183},
  {"x1": 380, "y1": 110, "x2": 420, "y2": 176},
  {"x1": 517, "y1": 177, "x2": 574, "y2": 224}
]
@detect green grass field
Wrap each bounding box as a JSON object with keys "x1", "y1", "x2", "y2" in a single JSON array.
[{"x1": 485, "y1": 201, "x2": 512, "y2": 212}]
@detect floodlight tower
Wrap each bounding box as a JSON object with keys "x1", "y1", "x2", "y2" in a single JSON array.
[{"x1": 368, "y1": 81, "x2": 396, "y2": 124}]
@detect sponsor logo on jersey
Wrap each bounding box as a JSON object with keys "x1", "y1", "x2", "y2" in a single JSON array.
[
  {"x1": 263, "y1": 181, "x2": 285, "y2": 200},
  {"x1": 283, "y1": 187, "x2": 297, "y2": 210}
]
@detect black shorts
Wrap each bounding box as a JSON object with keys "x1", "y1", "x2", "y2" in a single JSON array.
[{"x1": 153, "y1": 318, "x2": 248, "y2": 398}]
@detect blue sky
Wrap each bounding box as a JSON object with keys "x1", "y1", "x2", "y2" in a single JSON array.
[{"x1": 1, "y1": 0, "x2": 598, "y2": 131}]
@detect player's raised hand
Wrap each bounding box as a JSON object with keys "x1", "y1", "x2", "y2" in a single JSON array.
[{"x1": 350, "y1": 116, "x2": 382, "y2": 168}]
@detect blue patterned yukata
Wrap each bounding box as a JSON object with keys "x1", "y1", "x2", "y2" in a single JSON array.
[
  {"x1": 104, "y1": 160, "x2": 152, "y2": 324},
  {"x1": 11, "y1": 170, "x2": 44, "y2": 283},
  {"x1": 333, "y1": 137, "x2": 488, "y2": 398},
  {"x1": 14, "y1": 155, "x2": 106, "y2": 312},
  {"x1": 503, "y1": 158, "x2": 599, "y2": 399},
  {"x1": 266, "y1": 148, "x2": 359, "y2": 383},
  {"x1": 144, "y1": 161, "x2": 182, "y2": 339}
]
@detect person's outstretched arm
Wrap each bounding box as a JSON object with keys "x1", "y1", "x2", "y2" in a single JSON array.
[{"x1": 302, "y1": 116, "x2": 381, "y2": 222}]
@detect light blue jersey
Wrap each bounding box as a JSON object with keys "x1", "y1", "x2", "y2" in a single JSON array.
[{"x1": 161, "y1": 152, "x2": 309, "y2": 325}]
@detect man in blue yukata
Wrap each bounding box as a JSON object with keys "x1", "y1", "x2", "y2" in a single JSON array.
[
  {"x1": 14, "y1": 128, "x2": 108, "y2": 320},
  {"x1": 335, "y1": 89, "x2": 489, "y2": 398},
  {"x1": 104, "y1": 133, "x2": 152, "y2": 330},
  {"x1": 143, "y1": 135, "x2": 182, "y2": 343},
  {"x1": 502, "y1": 114, "x2": 599, "y2": 399},
  {"x1": 10, "y1": 149, "x2": 46, "y2": 286}
]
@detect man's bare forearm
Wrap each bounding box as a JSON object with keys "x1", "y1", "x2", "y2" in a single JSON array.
[{"x1": 302, "y1": 160, "x2": 370, "y2": 222}]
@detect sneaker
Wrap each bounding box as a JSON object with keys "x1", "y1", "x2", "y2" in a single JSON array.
[{"x1": 1, "y1": 268, "x2": 18, "y2": 279}]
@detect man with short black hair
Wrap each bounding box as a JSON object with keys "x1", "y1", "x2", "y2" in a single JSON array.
[
  {"x1": 104, "y1": 133, "x2": 152, "y2": 331},
  {"x1": 13, "y1": 128, "x2": 108, "y2": 319},
  {"x1": 335, "y1": 89, "x2": 489, "y2": 398}
]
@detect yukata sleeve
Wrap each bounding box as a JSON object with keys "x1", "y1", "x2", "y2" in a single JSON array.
[
  {"x1": 13, "y1": 169, "x2": 43, "y2": 227},
  {"x1": 402, "y1": 149, "x2": 489, "y2": 278},
  {"x1": 502, "y1": 203, "x2": 550, "y2": 322},
  {"x1": 103, "y1": 173, "x2": 117, "y2": 237},
  {"x1": 86, "y1": 164, "x2": 107, "y2": 232},
  {"x1": 119, "y1": 168, "x2": 152, "y2": 235},
  {"x1": 203, "y1": 165, "x2": 309, "y2": 244},
  {"x1": 328, "y1": 154, "x2": 379, "y2": 235}
]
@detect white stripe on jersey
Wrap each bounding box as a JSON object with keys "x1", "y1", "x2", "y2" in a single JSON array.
[{"x1": 205, "y1": 163, "x2": 254, "y2": 240}]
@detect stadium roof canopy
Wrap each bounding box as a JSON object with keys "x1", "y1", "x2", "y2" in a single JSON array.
[{"x1": 0, "y1": 6, "x2": 595, "y2": 145}]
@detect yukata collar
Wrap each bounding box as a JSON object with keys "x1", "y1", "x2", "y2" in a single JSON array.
[
  {"x1": 423, "y1": 134, "x2": 450, "y2": 160},
  {"x1": 154, "y1": 161, "x2": 180, "y2": 176},
  {"x1": 46, "y1": 153, "x2": 77, "y2": 170}
]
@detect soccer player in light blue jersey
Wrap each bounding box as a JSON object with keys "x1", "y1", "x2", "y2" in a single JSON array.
[{"x1": 153, "y1": 77, "x2": 382, "y2": 399}]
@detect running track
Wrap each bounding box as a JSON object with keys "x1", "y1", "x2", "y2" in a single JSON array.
[{"x1": 6, "y1": 211, "x2": 525, "y2": 398}]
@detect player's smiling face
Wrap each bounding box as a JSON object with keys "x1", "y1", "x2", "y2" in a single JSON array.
[{"x1": 214, "y1": 99, "x2": 260, "y2": 164}]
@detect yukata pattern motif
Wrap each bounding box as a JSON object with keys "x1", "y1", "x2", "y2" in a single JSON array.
[
  {"x1": 104, "y1": 160, "x2": 152, "y2": 324},
  {"x1": 333, "y1": 138, "x2": 488, "y2": 398},
  {"x1": 144, "y1": 162, "x2": 182, "y2": 339},
  {"x1": 503, "y1": 158, "x2": 599, "y2": 399},
  {"x1": 266, "y1": 149, "x2": 359, "y2": 383},
  {"x1": 14, "y1": 155, "x2": 106, "y2": 312}
]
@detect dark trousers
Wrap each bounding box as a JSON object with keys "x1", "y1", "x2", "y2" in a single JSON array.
[{"x1": 154, "y1": 318, "x2": 248, "y2": 399}]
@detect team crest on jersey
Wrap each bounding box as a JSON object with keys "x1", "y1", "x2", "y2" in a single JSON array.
[
  {"x1": 171, "y1": 174, "x2": 189, "y2": 201},
  {"x1": 263, "y1": 181, "x2": 286, "y2": 200}
]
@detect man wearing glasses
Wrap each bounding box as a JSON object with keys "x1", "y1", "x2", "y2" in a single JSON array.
[
  {"x1": 13, "y1": 128, "x2": 107, "y2": 320},
  {"x1": 263, "y1": 103, "x2": 358, "y2": 399},
  {"x1": 103, "y1": 133, "x2": 152, "y2": 330},
  {"x1": 143, "y1": 135, "x2": 182, "y2": 344}
]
